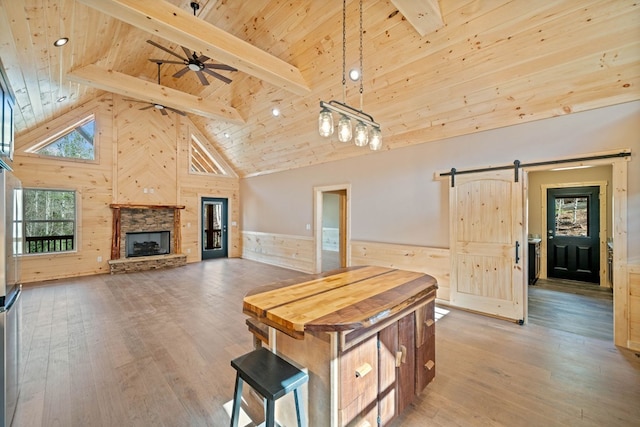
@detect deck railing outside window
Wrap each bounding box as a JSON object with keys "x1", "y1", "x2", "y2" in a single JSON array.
[{"x1": 25, "y1": 235, "x2": 74, "y2": 254}]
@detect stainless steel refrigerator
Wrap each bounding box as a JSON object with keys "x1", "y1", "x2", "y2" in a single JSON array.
[{"x1": 0, "y1": 167, "x2": 21, "y2": 427}]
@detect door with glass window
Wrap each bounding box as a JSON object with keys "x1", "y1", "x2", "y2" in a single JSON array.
[
  {"x1": 201, "y1": 197, "x2": 228, "y2": 259},
  {"x1": 547, "y1": 186, "x2": 599, "y2": 283}
]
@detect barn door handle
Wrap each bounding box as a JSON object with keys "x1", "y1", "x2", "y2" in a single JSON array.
[{"x1": 515, "y1": 241, "x2": 520, "y2": 264}]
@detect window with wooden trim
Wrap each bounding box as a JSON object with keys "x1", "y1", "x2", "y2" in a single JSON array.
[
  {"x1": 190, "y1": 134, "x2": 228, "y2": 175},
  {"x1": 26, "y1": 115, "x2": 96, "y2": 160},
  {"x1": 21, "y1": 189, "x2": 76, "y2": 254}
]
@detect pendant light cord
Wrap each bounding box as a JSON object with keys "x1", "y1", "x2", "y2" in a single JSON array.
[
  {"x1": 342, "y1": 0, "x2": 347, "y2": 103},
  {"x1": 359, "y1": 0, "x2": 364, "y2": 111}
]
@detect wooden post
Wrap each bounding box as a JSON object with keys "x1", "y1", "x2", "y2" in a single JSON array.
[
  {"x1": 174, "y1": 208, "x2": 181, "y2": 254},
  {"x1": 111, "y1": 208, "x2": 121, "y2": 260}
]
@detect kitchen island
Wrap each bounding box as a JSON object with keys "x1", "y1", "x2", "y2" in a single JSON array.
[{"x1": 243, "y1": 265, "x2": 438, "y2": 427}]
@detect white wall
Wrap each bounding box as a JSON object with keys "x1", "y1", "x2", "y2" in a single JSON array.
[{"x1": 241, "y1": 101, "x2": 640, "y2": 259}]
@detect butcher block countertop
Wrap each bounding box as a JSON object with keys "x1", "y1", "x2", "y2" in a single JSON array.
[{"x1": 243, "y1": 265, "x2": 438, "y2": 340}]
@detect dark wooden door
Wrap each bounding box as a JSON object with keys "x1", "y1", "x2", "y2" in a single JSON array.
[
  {"x1": 547, "y1": 186, "x2": 600, "y2": 283},
  {"x1": 201, "y1": 197, "x2": 228, "y2": 260}
]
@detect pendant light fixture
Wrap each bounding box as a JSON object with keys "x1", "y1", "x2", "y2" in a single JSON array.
[{"x1": 318, "y1": 0, "x2": 382, "y2": 150}]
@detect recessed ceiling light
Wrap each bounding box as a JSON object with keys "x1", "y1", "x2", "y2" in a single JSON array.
[
  {"x1": 56, "y1": 95, "x2": 67, "y2": 102},
  {"x1": 349, "y1": 68, "x2": 360, "y2": 81},
  {"x1": 223, "y1": 132, "x2": 230, "y2": 138},
  {"x1": 272, "y1": 108, "x2": 280, "y2": 117},
  {"x1": 54, "y1": 37, "x2": 69, "y2": 47}
]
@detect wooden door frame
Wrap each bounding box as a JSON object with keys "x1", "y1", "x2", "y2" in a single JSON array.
[
  {"x1": 524, "y1": 151, "x2": 629, "y2": 348},
  {"x1": 313, "y1": 184, "x2": 351, "y2": 274},
  {"x1": 539, "y1": 181, "x2": 607, "y2": 286}
]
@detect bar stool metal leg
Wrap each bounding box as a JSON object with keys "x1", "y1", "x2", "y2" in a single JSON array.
[
  {"x1": 293, "y1": 388, "x2": 305, "y2": 427},
  {"x1": 265, "y1": 398, "x2": 275, "y2": 427},
  {"x1": 230, "y1": 374, "x2": 243, "y2": 427}
]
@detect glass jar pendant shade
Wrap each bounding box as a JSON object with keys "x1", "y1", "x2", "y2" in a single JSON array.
[
  {"x1": 318, "y1": 107, "x2": 334, "y2": 137},
  {"x1": 354, "y1": 121, "x2": 369, "y2": 146},
  {"x1": 369, "y1": 127, "x2": 382, "y2": 150},
  {"x1": 338, "y1": 115, "x2": 352, "y2": 142}
]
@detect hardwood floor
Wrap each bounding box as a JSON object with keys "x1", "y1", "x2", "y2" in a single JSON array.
[
  {"x1": 528, "y1": 278, "x2": 613, "y2": 340},
  {"x1": 14, "y1": 260, "x2": 640, "y2": 427}
]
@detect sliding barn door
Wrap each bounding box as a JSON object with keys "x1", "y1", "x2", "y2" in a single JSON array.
[{"x1": 449, "y1": 170, "x2": 526, "y2": 322}]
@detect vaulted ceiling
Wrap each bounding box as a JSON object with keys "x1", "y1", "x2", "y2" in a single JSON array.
[{"x1": 1, "y1": 1, "x2": 638, "y2": 177}]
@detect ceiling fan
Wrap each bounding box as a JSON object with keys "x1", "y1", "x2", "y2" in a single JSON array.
[
  {"x1": 146, "y1": 1, "x2": 237, "y2": 86},
  {"x1": 124, "y1": 62, "x2": 186, "y2": 116}
]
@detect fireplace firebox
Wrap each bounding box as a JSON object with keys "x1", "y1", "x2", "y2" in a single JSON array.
[{"x1": 125, "y1": 231, "x2": 171, "y2": 257}]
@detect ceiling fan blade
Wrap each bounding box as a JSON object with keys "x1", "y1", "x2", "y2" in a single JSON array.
[
  {"x1": 202, "y1": 68, "x2": 232, "y2": 84},
  {"x1": 195, "y1": 70, "x2": 210, "y2": 86},
  {"x1": 148, "y1": 59, "x2": 185, "y2": 65},
  {"x1": 165, "y1": 107, "x2": 186, "y2": 116},
  {"x1": 173, "y1": 67, "x2": 190, "y2": 78},
  {"x1": 139, "y1": 105, "x2": 154, "y2": 110},
  {"x1": 205, "y1": 63, "x2": 237, "y2": 72},
  {"x1": 160, "y1": 108, "x2": 168, "y2": 116},
  {"x1": 181, "y1": 46, "x2": 195, "y2": 59},
  {"x1": 147, "y1": 40, "x2": 187, "y2": 61},
  {"x1": 197, "y1": 55, "x2": 210, "y2": 63}
]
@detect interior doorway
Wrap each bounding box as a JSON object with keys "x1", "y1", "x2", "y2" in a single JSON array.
[
  {"x1": 314, "y1": 185, "x2": 350, "y2": 273},
  {"x1": 201, "y1": 197, "x2": 228, "y2": 260},
  {"x1": 527, "y1": 168, "x2": 613, "y2": 340}
]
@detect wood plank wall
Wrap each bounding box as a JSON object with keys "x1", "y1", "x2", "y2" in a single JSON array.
[
  {"x1": 629, "y1": 264, "x2": 640, "y2": 350},
  {"x1": 241, "y1": 233, "x2": 451, "y2": 301},
  {"x1": 351, "y1": 241, "x2": 450, "y2": 301},
  {"x1": 14, "y1": 94, "x2": 240, "y2": 283},
  {"x1": 241, "y1": 231, "x2": 314, "y2": 273}
]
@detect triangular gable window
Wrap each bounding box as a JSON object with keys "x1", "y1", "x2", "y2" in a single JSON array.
[
  {"x1": 27, "y1": 115, "x2": 95, "y2": 160},
  {"x1": 190, "y1": 134, "x2": 229, "y2": 176}
]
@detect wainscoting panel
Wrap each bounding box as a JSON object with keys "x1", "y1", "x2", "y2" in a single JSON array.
[
  {"x1": 629, "y1": 264, "x2": 640, "y2": 351},
  {"x1": 242, "y1": 231, "x2": 314, "y2": 273},
  {"x1": 351, "y1": 241, "x2": 450, "y2": 302}
]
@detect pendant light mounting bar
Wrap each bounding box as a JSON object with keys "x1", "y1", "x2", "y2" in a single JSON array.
[{"x1": 320, "y1": 100, "x2": 379, "y2": 129}]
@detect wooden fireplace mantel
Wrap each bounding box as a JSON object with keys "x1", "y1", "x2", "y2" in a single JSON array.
[
  {"x1": 109, "y1": 204, "x2": 185, "y2": 260},
  {"x1": 109, "y1": 203, "x2": 186, "y2": 210}
]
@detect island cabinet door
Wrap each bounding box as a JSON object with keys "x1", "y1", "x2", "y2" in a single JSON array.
[
  {"x1": 339, "y1": 335, "x2": 378, "y2": 426},
  {"x1": 415, "y1": 300, "x2": 436, "y2": 393},
  {"x1": 378, "y1": 314, "x2": 416, "y2": 425}
]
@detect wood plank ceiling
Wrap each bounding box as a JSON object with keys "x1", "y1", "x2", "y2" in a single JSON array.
[{"x1": 0, "y1": 0, "x2": 638, "y2": 177}]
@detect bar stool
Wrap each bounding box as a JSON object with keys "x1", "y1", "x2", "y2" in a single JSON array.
[{"x1": 230, "y1": 347, "x2": 309, "y2": 427}]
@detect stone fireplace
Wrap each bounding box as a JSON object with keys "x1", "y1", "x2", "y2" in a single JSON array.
[{"x1": 108, "y1": 204, "x2": 187, "y2": 274}]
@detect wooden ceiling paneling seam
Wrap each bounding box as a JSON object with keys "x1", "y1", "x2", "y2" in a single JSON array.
[{"x1": 3, "y1": 0, "x2": 46, "y2": 125}]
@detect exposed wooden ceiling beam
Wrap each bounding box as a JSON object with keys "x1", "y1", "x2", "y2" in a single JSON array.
[
  {"x1": 391, "y1": 0, "x2": 444, "y2": 36},
  {"x1": 76, "y1": 0, "x2": 311, "y2": 96},
  {"x1": 67, "y1": 65, "x2": 244, "y2": 123}
]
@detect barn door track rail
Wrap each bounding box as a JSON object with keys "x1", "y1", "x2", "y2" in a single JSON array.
[{"x1": 441, "y1": 151, "x2": 631, "y2": 187}]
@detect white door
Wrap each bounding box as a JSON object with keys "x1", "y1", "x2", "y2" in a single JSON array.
[{"x1": 449, "y1": 169, "x2": 526, "y2": 322}]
